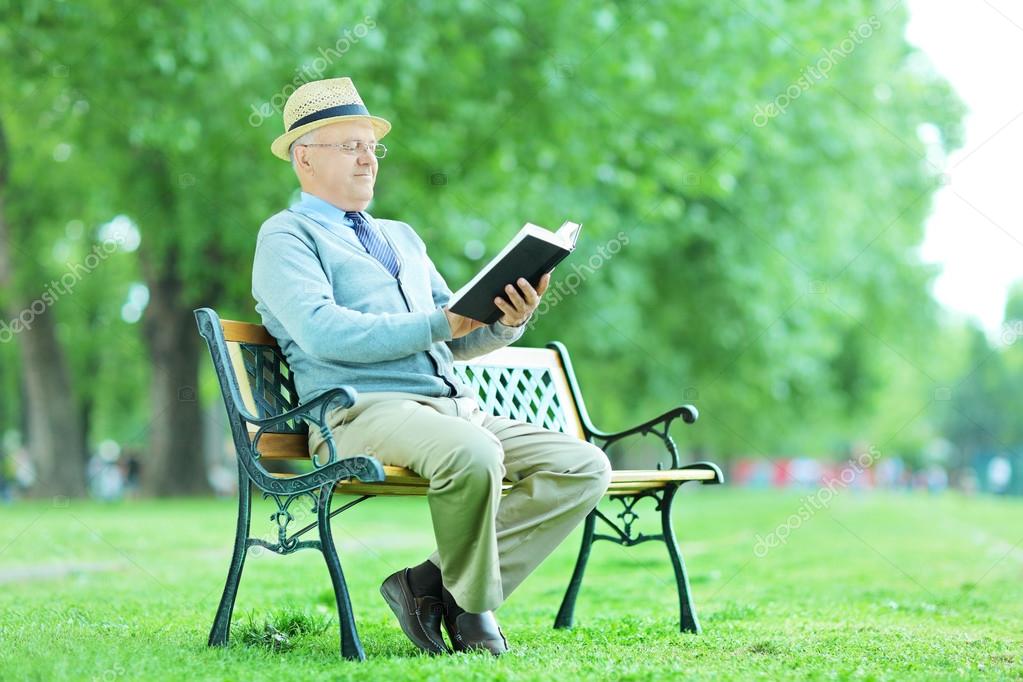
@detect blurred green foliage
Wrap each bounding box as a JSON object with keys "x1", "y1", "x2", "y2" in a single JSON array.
[{"x1": 0, "y1": 0, "x2": 1017, "y2": 493}]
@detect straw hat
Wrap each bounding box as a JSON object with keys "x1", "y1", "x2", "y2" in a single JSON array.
[{"x1": 270, "y1": 77, "x2": 391, "y2": 160}]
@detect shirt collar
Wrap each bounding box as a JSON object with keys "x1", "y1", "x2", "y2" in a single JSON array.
[{"x1": 294, "y1": 191, "x2": 370, "y2": 228}]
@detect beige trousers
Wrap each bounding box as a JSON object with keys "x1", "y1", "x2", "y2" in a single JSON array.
[{"x1": 310, "y1": 391, "x2": 612, "y2": 613}]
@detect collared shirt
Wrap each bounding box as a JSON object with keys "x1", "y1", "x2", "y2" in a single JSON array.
[{"x1": 290, "y1": 191, "x2": 372, "y2": 250}]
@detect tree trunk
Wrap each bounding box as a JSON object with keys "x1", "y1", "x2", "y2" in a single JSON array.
[
  {"x1": 0, "y1": 116, "x2": 88, "y2": 497},
  {"x1": 17, "y1": 308, "x2": 89, "y2": 497},
  {"x1": 140, "y1": 265, "x2": 209, "y2": 496}
]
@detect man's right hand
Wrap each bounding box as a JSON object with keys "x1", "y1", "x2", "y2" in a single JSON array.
[{"x1": 444, "y1": 306, "x2": 487, "y2": 339}]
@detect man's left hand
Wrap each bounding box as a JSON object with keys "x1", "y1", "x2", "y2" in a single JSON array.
[{"x1": 495, "y1": 273, "x2": 551, "y2": 327}]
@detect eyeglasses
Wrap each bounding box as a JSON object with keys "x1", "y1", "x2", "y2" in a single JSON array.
[{"x1": 296, "y1": 141, "x2": 387, "y2": 159}]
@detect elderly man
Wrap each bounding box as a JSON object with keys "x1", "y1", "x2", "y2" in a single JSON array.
[{"x1": 252, "y1": 77, "x2": 611, "y2": 656}]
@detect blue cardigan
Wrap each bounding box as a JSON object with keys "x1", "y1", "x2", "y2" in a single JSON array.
[{"x1": 251, "y1": 198, "x2": 525, "y2": 407}]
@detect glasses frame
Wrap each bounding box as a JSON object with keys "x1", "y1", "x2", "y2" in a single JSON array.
[{"x1": 296, "y1": 141, "x2": 387, "y2": 159}]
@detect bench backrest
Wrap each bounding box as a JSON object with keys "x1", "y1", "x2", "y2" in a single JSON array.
[{"x1": 198, "y1": 309, "x2": 594, "y2": 461}]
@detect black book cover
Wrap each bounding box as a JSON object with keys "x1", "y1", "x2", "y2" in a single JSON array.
[{"x1": 449, "y1": 223, "x2": 580, "y2": 324}]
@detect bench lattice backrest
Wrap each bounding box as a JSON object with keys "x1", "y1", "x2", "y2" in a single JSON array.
[
  {"x1": 453, "y1": 349, "x2": 583, "y2": 438},
  {"x1": 236, "y1": 343, "x2": 304, "y2": 433}
]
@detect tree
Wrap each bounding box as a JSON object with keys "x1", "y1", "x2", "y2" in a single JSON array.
[
  {"x1": 0, "y1": 36, "x2": 93, "y2": 496},
  {"x1": 48, "y1": 3, "x2": 292, "y2": 494}
]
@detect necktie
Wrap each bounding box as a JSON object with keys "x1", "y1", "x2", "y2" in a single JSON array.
[{"x1": 344, "y1": 211, "x2": 400, "y2": 278}]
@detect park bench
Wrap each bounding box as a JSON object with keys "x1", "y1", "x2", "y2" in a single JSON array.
[{"x1": 195, "y1": 307, "x2": 723, "y2": 660}]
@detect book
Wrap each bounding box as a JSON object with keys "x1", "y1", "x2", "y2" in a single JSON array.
[{"x1": 448, "y1": 220, "x2": 582, "y2": 324}]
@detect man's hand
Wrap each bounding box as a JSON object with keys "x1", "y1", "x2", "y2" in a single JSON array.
[
  {"x1": 495, "y1": 273, "x2": 551, "y2": 327},
  {"x1": 443, "y1": 272, "x2": 551, "y2": 337},
  {"x1": 444, "y1": 307, "x2": 487, "y2": 338}
]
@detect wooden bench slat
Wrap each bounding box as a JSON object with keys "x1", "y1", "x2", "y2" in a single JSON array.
[
  {"x1": 267, "y1": 466, "x2": 714, "y2": 499},
  {"x1": 253, "y1": 434, "x2": 718, "y2": 486},
  {"x1": 359, "y1": 467, "x2": 717, "y2": 485},
  {"x1": 221, "y1": 319, "x2": 278, "y2": 346},
  {"x1": 335, "y1": 484, "x2": 435, "y2": 496},
  {"x1": 253, "y1": 432, "x2": 308, "y2": 459},
  {"x1": 330, "y1": 480, "x2": 695, "y2": 497},
  {"x1": 611, "y1": 469, "x2": 717, "y2": 482}
]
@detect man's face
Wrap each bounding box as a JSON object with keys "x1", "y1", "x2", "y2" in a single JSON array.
[{"x1": 296, "y1": 119, "x2": 379, "y2": 210}]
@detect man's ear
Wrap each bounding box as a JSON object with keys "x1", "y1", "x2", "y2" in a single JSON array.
[{"x1": 295, "y1": 146, "x2": 314, "y2": 176}]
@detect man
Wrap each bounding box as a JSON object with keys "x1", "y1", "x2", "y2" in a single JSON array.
[{"x1": 253, "y1": 77, "x2": 611, "y2": 656}]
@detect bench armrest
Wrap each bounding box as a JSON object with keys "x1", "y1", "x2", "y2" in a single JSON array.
[
  {"x1": 195, "y1": 306, "x2": 352, "y2": 467},
  {"x1": 248, "y1": 386, "x2": 356, "y2": 469},
  {"x1": 593, "y1": 404, "x2": 698, "y2": 446},
  {"x1": 242, "y1": 386, "x2": 387, "y2": 495},
  {"x1": 194, "y1": 307, "x2": 386, "y2": 494},
  {"x1": 247, "y1": 386, "x2": 356, "y2": 430},
  {"x1": 590, "y1": 404, "x2": 721, "y2": 483},
  {"x1": 251, "y1": 451, "x2": 385, "y2": 497}
]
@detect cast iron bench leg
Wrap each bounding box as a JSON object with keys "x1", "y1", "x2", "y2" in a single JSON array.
[
  {"x1": 317, "y1": 484, "x2": 366, "y2": 660},
  {"x1": 209, "y1": 473, "x2": 252, "y2": 646},
  {"x1": 554, "y1": 510, "x2": 597, "y2": 629},
  {"x1": 661, "y1": 484, "x2": 701, "y2": 633}
]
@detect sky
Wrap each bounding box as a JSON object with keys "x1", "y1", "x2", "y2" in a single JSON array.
[{"x1": 906, "y1": 0, "x2": 1023, "y2": 335}]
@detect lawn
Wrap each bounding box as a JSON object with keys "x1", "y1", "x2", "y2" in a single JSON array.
[{"x1": 1, "y1": 487, "x2": 1020, "y2": 680}]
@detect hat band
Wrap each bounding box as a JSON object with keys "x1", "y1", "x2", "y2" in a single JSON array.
[{"x1": 288, "y1": 104, "x2": 371, "y2": 131}]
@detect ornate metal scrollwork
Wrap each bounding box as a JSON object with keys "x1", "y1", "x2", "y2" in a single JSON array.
[
  {"x1": 247, "y1": 489, "x2": 323, "y2": 556},
  {"x1": 592, "y1": 489, "x2": 667, "y2": 547}
]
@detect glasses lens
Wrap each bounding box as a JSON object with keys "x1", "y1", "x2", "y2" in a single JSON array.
[{"x1": 374, "y1": 144, "x2": 387, "y2": 159}]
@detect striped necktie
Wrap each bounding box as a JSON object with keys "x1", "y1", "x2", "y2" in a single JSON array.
[{"x1": 344, "y1": 211, "x2": 400, "y2": 278}]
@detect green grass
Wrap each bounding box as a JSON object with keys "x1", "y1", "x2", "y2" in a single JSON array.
[
  {"x1": 1, "y1": 488, "x2": 1020, "y2": 680},
  {"x1": 235, "y1": 608, "x2": 332, "y2": 652}
]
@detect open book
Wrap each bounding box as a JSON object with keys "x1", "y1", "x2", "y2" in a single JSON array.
[{"x1": 448, "y1": 221, "x2": 582, "y2": 324}]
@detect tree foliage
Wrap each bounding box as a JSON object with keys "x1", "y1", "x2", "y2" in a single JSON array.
[{"x1": 0, "y1": 0, "x2": 977, "y2": 494}]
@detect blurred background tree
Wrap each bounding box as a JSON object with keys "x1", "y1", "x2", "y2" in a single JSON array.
[{"x1": 1, "y1": 0, "x2": 1017, "y2": 497}]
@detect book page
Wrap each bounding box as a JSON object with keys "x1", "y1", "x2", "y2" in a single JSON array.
[{"x1": 556, "y1": 221, "x2": 582, "y2": 249}]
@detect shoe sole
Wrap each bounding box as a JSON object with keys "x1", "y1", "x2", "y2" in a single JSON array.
[{"x1": 379, "y1": 577, "x2": 448, "y2": 655}]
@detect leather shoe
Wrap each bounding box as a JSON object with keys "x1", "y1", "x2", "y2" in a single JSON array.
[
  {"x1": 380, "y1": 568, "x2": 450, "y2": 654},
  {"x1": 443, "y1": 608, "x2": 509, "y2": 656}
]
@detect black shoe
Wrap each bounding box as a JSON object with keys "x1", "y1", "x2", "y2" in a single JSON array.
[
  {"x1": 442, "y1": 608, "x2": 509, "y2": 656},
  {"x1": 380, "y1": 568, "x2": 451, "y2": 654}
]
